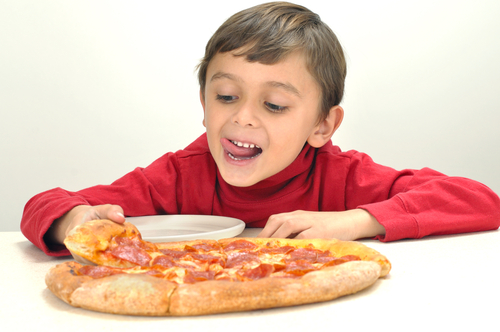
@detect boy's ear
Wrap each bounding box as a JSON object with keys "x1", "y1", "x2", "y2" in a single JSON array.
[
  {"x1": 200, "y1": 90, "x2": 206, "y2": 128},
  {"x1": 307, "y1": 105, "x2": 344, "y2": 148}
]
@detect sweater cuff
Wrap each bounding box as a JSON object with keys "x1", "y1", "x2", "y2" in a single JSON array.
[
  {"x1": 21, "y1": 189, "x2": 89, "y2": 257},
  {"x1": 358, "y1": 195, "x2": 419, "y2": 242},
  {"x1": 37, "y1": 199, "x2": 85, "y2": 257}
]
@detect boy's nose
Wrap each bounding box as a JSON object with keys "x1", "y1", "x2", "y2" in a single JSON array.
[{"x1": 231, "y1": 102, "x2": 259, "y2": 127}]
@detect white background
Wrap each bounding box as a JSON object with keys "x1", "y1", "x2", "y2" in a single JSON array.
[{"x1": 1, "y1": 0, "x2": 499, "y2": 231}]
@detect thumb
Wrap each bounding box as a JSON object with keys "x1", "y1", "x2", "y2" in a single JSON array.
[{"x1": 92, "y1": 204, "x2": 126, "y2": 224}]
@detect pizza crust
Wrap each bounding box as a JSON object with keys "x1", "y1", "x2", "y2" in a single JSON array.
[
  {"x1": 169, "y1": 261, "x2": 381, "y2": 316},
  {"x1": 46, "y1": 260, "x2": 381, "y2": 316},
  {"x1": 70, "y1": 274, "x2": 176, "y2": 316},
  {"x1": 45, "y1": 261, "x2": 92, "y2": 304}
]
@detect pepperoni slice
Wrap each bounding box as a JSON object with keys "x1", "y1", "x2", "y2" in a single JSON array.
[
  {"x1": 317, "y1": 250, "x2": 334, "y2": 258},
  {"x1": 113, "y1": 235, "x2": 157, "y2": 252},
  {"x1": 237, "y1": 264, "x2": 274, "y2": 281},
  {"x1": 271, "y1": 262, "x2": 286, "y2": 272},
  {"x1": 183, "y1": 270, "x2": 216, "y2": 283},
  {"x1": 288, "y1": 248, "x2": 321, "y2": 263},
  {"x1": 185, "y1": 242, "x2": 221, "y2": 252},
  {"x1": 225, "y1": 251, "x2": 260, "y2": 268},
  {"x1": 110, "y1": 245, "x2": 152, "y2": 266},
  {"x1": 159, "y1": 249, "x2": 189, "y2": 259},
  {"x1": 284, "y1": 260, "x2": 317, "y2": 276},
  {"x1": 78, "y1": 265, "x2": 124, "y2": 278},
  {"x1": 259, "y1": 246, "x2": 295, "y2": 255},
  {"x1": 151, "y1": 255, "x2": 176, "y2": 268},
  {"x1": 152, "y1": 254, "x2": 200, "y2": 270},
  {"x1": 143, "y1": 269, "x2": 165, "y2": 278},
  {"x1": 188, "y1": 253, "x2": 224, "y2": 265},
  {"x1": 223, "y1": 239, "x2": 258, "y2": 251}
]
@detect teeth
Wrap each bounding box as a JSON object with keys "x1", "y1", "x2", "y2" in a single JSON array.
[
  {"x1": 228, "y1": 152, "x2": 240, "y2": 160},
  {"x1": 230, "y1": 140, "x2": 260, "y2": 149},
  {"x1": 228, "y1": 151, "x2": 262, "y2": 161}
]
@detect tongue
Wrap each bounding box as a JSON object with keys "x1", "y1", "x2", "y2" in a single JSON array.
[{"x1": 221, "y1": 138, "x2": 261, "y2": 159}]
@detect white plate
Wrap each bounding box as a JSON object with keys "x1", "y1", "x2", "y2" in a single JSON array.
[{"x1": 127, "y1": 215, "x2": 245, "y2": 242}]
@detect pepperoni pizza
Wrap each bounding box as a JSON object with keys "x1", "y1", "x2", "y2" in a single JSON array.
[{"x1": 46, "y1": 219, "x2": 391, "y2": 316}]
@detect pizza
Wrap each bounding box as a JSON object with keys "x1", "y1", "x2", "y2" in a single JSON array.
[{"x1": 46, "y1": 219, "x2": 391, "y2": 316}]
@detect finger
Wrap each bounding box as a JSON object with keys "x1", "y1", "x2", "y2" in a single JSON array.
[
  {"x1": 293, "y1": 227, "x2": 322, "y2": 240},
  {"x1": 257, "y1": 217, "x2": 279, "y2": 238},
  {"x1": 260, "y1": 213, "x2": 312, "y2": 239},
  {"x1": 273, "y1": 221, "x2": 311, "y2": 239},
  {"x1": 108, "y1": 206, "x2": 126, "y2": 224},
  {"x1": 258, "y1": 213, "x2": 290, "y2": 238}
]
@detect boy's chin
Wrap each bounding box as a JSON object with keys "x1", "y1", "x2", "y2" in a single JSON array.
[
  {"x1": 221, "y1": 176, "x2": 259, "y2": 188},
  {"x1": 218, "y1": 171, "x2": 262, "y2": 188}
]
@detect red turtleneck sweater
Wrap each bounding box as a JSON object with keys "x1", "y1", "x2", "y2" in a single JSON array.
[{"x1": 21, "y1": 134, "x2": 500, "y2": 256}]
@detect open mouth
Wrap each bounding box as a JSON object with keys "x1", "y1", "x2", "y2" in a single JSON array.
[{"x1": 225, "y1": 139, "x2": 263, "y2": 161}]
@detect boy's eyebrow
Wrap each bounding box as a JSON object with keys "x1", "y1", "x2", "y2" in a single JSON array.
[
  {"x1": 210, "y1": 72, "x2": 241, "y2": 83},
  {"x1": 210, "y1": 71, "x2": 301, "y2": 98},
  {"x1": 265, "y1": 81, "x2": 301, "y2": 98}
]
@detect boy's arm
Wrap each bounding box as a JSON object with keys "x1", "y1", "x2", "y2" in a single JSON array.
[
  {"x1": 261, "y1": 151, "x2": 500, "y2": 241},
  {"x1": 21, "y1": 155, "x2": 181, "y2": 256},
  {"x1": 345, "y1": 153, "x2": 500, "y2": 241},
  {"x1": 359, "y1": 174, "x2": 500, "y2": 241}
]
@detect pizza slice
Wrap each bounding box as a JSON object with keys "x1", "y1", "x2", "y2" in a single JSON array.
[{"x1": 64, "y1": 219, "x2": 160, "y2": 268}]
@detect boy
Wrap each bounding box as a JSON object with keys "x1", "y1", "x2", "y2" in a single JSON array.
[{"x1": 21, "y1": 2, "x2": 500, "y2": 257}]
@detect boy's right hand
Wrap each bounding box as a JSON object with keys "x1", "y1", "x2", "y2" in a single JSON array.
[
  {"x1": 46, "y1": 204, "x2": 125, "y2": 256},
  {"x1": 63, "y1": 204, "x2": 126, "y2": 239}
]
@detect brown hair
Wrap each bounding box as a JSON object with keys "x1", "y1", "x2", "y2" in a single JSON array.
[{"x1": 197, "y1": 2, "x2": 346, "y2": 122}]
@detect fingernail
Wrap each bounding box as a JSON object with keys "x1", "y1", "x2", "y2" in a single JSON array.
[{"x1": 117, "y1": 212, "x2": 125, "y2": 218}]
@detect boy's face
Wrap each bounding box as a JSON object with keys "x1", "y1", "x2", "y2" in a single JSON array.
[{"x1": 201, "y1": 50, "x2": 328, "y2": 187}]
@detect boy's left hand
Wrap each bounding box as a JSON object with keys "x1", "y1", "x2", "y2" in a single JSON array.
[{"x1": 257, "y1": 209, "x2": 385, "y2": 241}]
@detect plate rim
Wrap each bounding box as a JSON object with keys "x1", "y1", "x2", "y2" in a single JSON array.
[{"x1": 126, "y1": 214, "x2": 246, "y2": 242}]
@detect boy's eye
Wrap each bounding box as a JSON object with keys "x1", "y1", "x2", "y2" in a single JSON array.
[
  {"x1": 216, "y1": 94, "x2": 238, "y2": 102},
  {"x1": 264, "y1": 101, "x2": 288, "y2": 113}
]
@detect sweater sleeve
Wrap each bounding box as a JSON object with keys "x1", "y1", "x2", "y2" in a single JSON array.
[
  {"x1": 20, "y1": 152, "x2": 181, "y2": 256},
  {"x1": 345, "y1": 152, "x2": 500, "y2": 241}
]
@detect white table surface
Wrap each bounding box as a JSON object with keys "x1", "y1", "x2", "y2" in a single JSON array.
[{"x1": 2, "y1": 228, "x2": 499, "y2": 331}]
